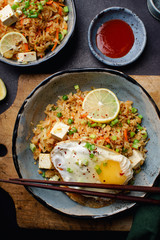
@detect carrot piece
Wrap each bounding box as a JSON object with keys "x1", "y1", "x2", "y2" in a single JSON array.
[
  {"x1": 4, "y1": 0, "x2": 7, "y2": 6},
  {"x1": 79, "y1": 96, "x2": 84, "y2": 101},
  {"x1": 47, "y1": 130, "x2": 51, "y2": 137},
  {"x1": 20, "y1": 18, "x2": 24, "y2": 26},
  {"x1": 58, "y1": 3, "x2": 65, "y2": 6},
  {"x1": 46, "y1": 1, "x2": 53, "y2": 5},
  {"x1": 81, "y1": 113, "x2": 88, "y2": 118},
  {"x1": 97, "y1": 136, "x2": 104, "y2": 140},
  {"x1": 71, "y1": 112, "x2": 75, "y2": 118},
  {"x1": 24, "y1": 43, "x2": 29, "y2": 52},
  {"x1": 51, "y1": 29, "x2": 59, "y2": 51},
  {"x1": 51, "y1": 42, "x2": 57, "y2": 52},
  {"x1": 56, "y1": 28, "x2": 59, "y2": 39},
  {"x1": 105, "y1": 137, "x2": 110, "y2": 144},
  {"x1": 124, "y1": 129, "x2": 128, "y2": 142},
  {"x1": 58, "y1": 6, "x2": 62, "y2": 16}
]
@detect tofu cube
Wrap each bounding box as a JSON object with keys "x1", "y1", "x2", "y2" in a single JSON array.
[
  {"x1": 0, "y1": 4, "x2": 18, "y2": 26},
  {"x1": 39, "y1": 153, "x2": 53, "y2": 169},
  {"x1": 50, "y1": 122, "x2": 69, "y2": 141},
  {"x1": 129, "y1": 150, "x2": 145, "y2": 169},
  {"x1": 17, "y1": 52, "x2": 37, "y2": 63}
]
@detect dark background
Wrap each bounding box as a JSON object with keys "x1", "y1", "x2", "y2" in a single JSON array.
[{"x1": 0, "y1": 0, "x2": 160, "y2": 234}]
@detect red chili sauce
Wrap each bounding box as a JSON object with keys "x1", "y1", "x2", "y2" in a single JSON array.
[{"x1": 96, "y1": 19, "x2": 134, "y2": 58}]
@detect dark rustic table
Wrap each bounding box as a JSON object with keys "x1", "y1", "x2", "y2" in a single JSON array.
[{"x1": 0, "y1": 0, "x2": 160, "y2": 232}]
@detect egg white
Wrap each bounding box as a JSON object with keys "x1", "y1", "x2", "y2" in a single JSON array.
[{"x1": 51, "y1": 140, "x2": 133, "y2": 189}]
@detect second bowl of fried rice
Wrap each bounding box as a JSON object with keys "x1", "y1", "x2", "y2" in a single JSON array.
[{"x1": 0, "y1": 0, "x2": 76, "y2": 66}]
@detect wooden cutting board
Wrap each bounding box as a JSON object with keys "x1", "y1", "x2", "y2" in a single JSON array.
[{"x1": 0, "y1": 74, "x2": 160, "y2": 230}]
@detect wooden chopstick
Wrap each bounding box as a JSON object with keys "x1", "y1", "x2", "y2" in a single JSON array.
[
  {"x1": 1, "y1": 178, "x2": 160, "y2": 205},
  {"x1": 10, "y1": 178, "x2": 160, "y2": 193}
]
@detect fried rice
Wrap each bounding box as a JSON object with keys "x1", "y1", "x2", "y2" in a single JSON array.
[
  {"x1": 0, "y1": 0, "x2": 68, "y2": 59},
  {"x1": 31, "y1": 87, "x2": 148, "y2": 169}
]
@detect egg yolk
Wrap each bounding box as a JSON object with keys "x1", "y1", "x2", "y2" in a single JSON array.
[{"x1": 98, "y1": 160, "x2": 127, "y2": 185}]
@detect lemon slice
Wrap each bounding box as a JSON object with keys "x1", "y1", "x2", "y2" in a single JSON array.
[
  {"x1": 0, "y1": 32, "x2": 27, "y2": 56},
  {"x1": 0, "y1": 78, "x2": 7, "y2": 101},
  {"x1": 82, "y1": 88, "x2": 120, "y2": 123}
]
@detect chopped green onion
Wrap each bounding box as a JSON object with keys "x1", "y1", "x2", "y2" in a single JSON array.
[
  {"x1": 137, "y1": 124, "x2": 143, "y2": 130},
  {"x1": 105, "y1": 144, "x2": 111, "y2": 149},
  {"x1": 71, "y1": 127, "x2": 77, "y2": 133},
  {"x1": 141, "y1": 130, "x2": 147, "y2": 139},
  {"x1": 84, "y1": 142, "x2": 90, "y2": 149},
  {"x1": 89, "y1": 134, "x2": 96, "y2": 139},
  {"x1": 63, "y1": 6, "x2": 69, "y2": 13},
  {"x1": 84, "y1": 142, "x2": 95, "y2": 151},
  {"x1": 103, "y1": 162, "x2": 107, "y2": 167},
  {"x1": 111, "y1": 135, "x2": 117, "y2": 141},
  {"x1": 122, "y1": 147, "x2": 128, "y2": 153},
  {"x1": 130, "y1": 132, "x2": 135, "y2": 138},
  {"x1": 101, "y1": 123, "x2": 106, "y2": 128},
  {"x1": 138, "y1": 114, "x2": 143, "y2": 119},
  {"x1": 94, "y1": 165, "x2": 102, "y2": 175},
  {"x1": 63, "y1": 29, "x2": 68, "y2": 35},
  {"x1": 30, "y1": 143, "x2": 36, "y2": 152},
  {"x1": 68, "y1": 127, "x2": 77, "y2": 135},
  {"x1": 29, "y1": 12, "x2": 38, "y2": 18},
  {"x1": 87, "y1": 121, "x2": 91, "y2": 127},
  {"x1": 110, "y1": 118, "x2": 119, "y2": 127},
  {"x1": 90, "y1": 153, "x2": 94, "y2": 158},
  {"x1": 81, "y1": 159, "x2": 88, "y2": 166},
  {"x1": 68, "y1": 130, "x2": 73, "y2": 135},
  {"x1": 11, "y1": 4, "x2": 19, "y2": 10},
  {"x1": 50, "y1": 106, "x2": 56, "y2": 111},
  {"x1": 38, "y1": 3, "x2": 43, "y2": 11},
  {"x1": 116, "y1": 148, "x2": 120, "y2": 152},
  {"x1": 62, "y1": 95, "x2": 68, "y2": 100},
  {"x1": 68, "y1": 118, "x2": 73, "y2": 124},
  {"x1": 89, "y1": 144, "x2": 95, "y2": 151},
  {"x1": 67, "y1": 168, "x2": 73, "y2": 173},
  {"x1": 132, "y1": 139, "x2": 140, "y2": 149},
  {"x1": 131, "y1": 107, "x2": 138, "y2": 114},
  {"x1": 127, "y1": 119, "x2": 130, "y2": 124},
  {"x1": 57, "y1": 112, "x2": 62, "y2": 118},
  {"x1": 25, "y1": 1, "x2": 30, "y2": 8},
  {"x1": 91, "y1": 122, "x2": 97, "y2": 127},
  {"x1": 74, "y1": 85, "x2": 79, "y2": 90},
  {"x1": 59, "y1": 33, "x2": 63, "y2": 40}
]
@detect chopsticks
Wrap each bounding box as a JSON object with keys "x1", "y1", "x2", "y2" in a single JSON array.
[{"x1": 1, "y1": 178, "x2": 160, "y2": 205}]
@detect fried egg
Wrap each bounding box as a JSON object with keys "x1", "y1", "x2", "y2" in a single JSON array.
[{"x1": 51, "y1": 140, "x2": 133, "y2": 188}]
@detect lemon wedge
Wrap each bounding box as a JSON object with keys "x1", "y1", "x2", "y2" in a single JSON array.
[
  {"x1": 82, "y1": 88, "x2": 120, "y2": 123},
  {"x1": 0, "y1": 78, "x2": 7, "y2": 101},
  {"x1": 0, "y1": 32, "x2": 27, "y2": 58}
]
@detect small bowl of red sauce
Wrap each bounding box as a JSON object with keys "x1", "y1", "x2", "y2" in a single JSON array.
[{"x1": 88, "y1": 7, "x2": 147, "y2": 66}]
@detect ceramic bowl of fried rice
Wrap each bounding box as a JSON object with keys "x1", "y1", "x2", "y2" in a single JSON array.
[
  {"x1": 0, "y1": 0, "x2": 76, "y2": 66},
  {"x1": 12, "y1": 68, "x2": 160, "y2": 218}
]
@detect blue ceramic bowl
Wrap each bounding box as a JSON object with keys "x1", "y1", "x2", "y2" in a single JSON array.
[
  {"x1": 12, "y1": 68, "x2": 160, "y2": 218},
  {"x1": 88, "y1": 7, "x2": 147, "y2": 66},
  {"x1": 147, "y1": 0, "x2": 160, "y2": 21},
  {"x1": 0, "y1": 0, "x2": 76, "y2": 67}
]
